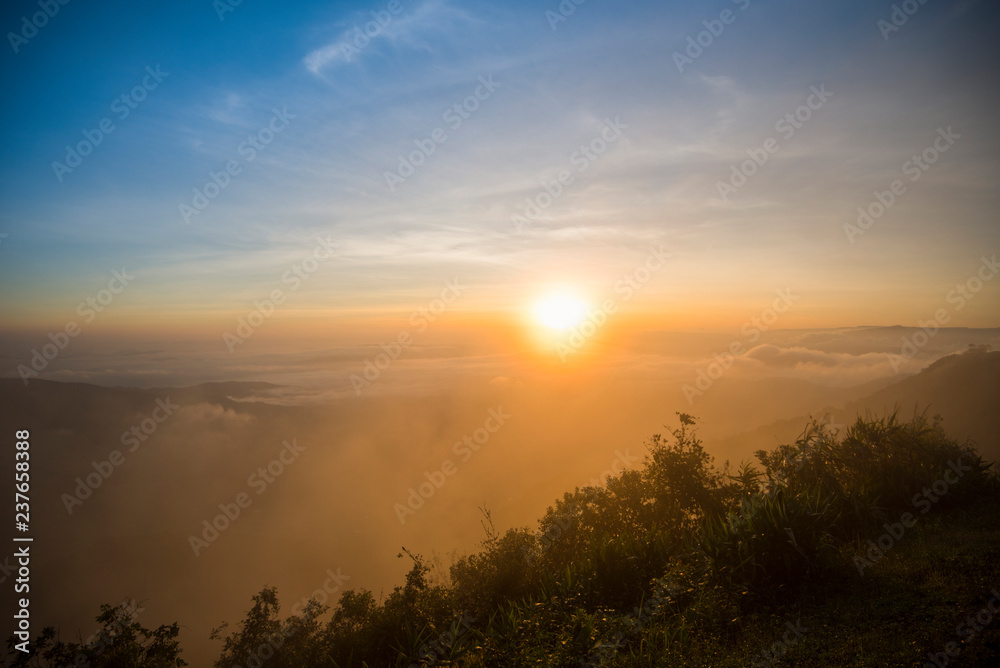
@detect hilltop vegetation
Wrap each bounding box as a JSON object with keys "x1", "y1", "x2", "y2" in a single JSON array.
[
  {"x1": 8, "y1": 407, "x2": 1000, "y2": 667},
  {"x1": 715, "y1": 346, "x2": 1000, "y2": 464}
]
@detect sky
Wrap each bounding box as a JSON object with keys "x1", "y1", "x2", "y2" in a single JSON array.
[
  {"x1": 1, "y1": 4, "x2": 999, "y2": 659},
  {"x1": 0, "y1": 0, "x2": 998, "y2": 377}
]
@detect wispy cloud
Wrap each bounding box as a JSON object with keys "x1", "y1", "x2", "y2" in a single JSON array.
[{"x1": 303, "y1": 0, "x2": 473, "y2": 75}]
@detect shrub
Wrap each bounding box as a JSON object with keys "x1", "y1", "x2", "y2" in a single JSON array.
[{"x1": 198, "y1": 411, "x2": 999, "y2": 666}]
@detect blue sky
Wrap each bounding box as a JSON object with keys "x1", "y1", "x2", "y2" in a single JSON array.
[{"x1": 1, "y1": 0, "x2": 998, "y2": 333}]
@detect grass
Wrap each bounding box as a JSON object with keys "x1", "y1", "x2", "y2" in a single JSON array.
[{"x1": 607, "y1": 497, "x2": 1000, "y2": 667}]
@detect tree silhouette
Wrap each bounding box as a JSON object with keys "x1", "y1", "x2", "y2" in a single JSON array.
[{"x1": 6, "y1": 600, "x2": 185, "y2": 667}]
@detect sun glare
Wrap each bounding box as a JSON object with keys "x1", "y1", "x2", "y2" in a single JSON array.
[{"x1": 534, "y1": 293, "x2": 588, "y2": 330}]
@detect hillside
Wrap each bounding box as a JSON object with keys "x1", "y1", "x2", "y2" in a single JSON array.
[
  {"x1": 8, "y1": 409, "x2": 1000, "y2": 667},
  {"x1": 3, "y1": 353, "x2": 999, "y2": 667},
  {"x1": 714, "y1": 348, "x2": 1000, "y2": 464}
]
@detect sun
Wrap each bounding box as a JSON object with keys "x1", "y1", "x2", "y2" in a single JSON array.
[{"x1": 534, "y1": 293, "x2": 588, "y2": 330}]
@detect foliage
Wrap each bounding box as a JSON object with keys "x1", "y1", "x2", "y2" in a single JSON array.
[
  {"x1": 12, "y1": 410, "x2": 998, "y2": 667},
  {"x1": 6, "y1": 600, "x2": 185, "y2": 667},
  {"x1": 211, "y1": 586, "x2": 328, "y2": 668},
  {"x1": 205, "y1": 410, "x2": 1000, "y2": 666}
]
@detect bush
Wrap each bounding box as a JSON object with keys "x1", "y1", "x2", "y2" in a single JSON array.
[
  {"x1": 198, "y1": 411, "x2": 999, "y2": 666},
  {"x1": 8, "y1": 600, "x2": 186, "y2": 667}
]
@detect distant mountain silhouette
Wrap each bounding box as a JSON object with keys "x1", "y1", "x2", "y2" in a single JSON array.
[
  {"x1": 716, "y1": 349, "x2": 1000, "y2": 460},
  {"x1": 0, "y1": 378, "x2": 282, "y2": 424},
  {"x1": 2, "y1": 355, "x2": 996, "y2": 666}
]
